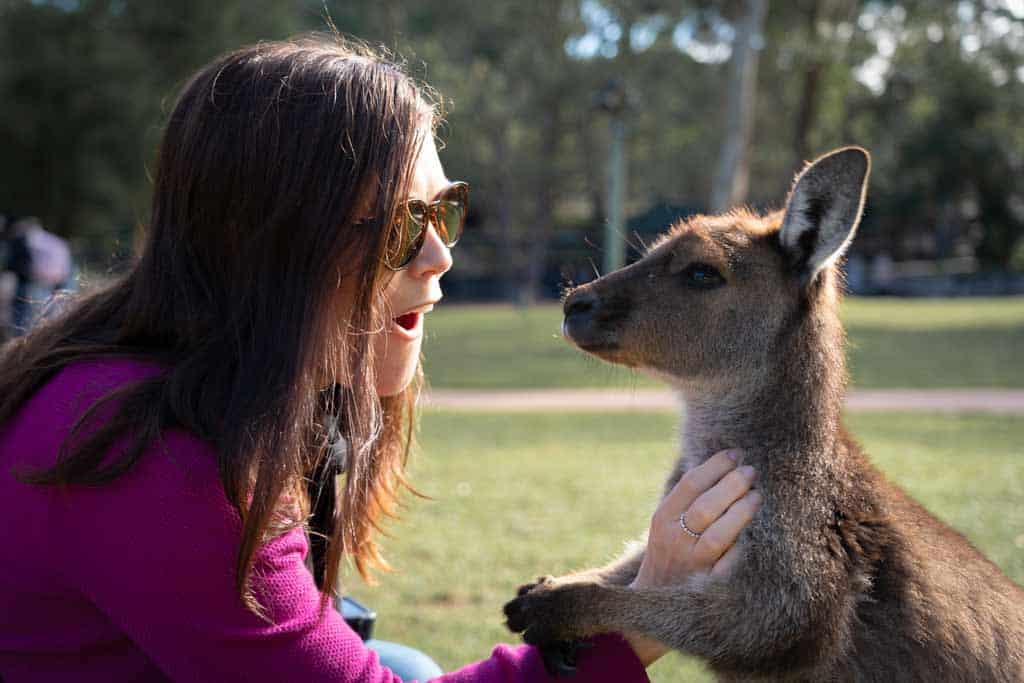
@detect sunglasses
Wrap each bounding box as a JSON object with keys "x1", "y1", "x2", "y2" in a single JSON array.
[{"x1": 384, "y1": 181, "x2": 469, "y2": 270}]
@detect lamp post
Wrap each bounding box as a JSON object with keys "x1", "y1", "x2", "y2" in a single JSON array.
[{"x1": 596, "y1": 79, "x2": 630, "y2": 275}]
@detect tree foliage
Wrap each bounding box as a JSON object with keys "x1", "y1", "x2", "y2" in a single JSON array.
[{"x1": 1, "y1": 0, "x2": 1021, "y2": 290}]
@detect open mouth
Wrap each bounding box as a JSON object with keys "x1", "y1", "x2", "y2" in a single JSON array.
[{"x1": 395, "y1": 311, "x2": 421, "y2": 331}]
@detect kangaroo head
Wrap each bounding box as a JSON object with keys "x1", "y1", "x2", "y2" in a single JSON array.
[{"x1": 563, "y1": 147, "x2": 871, "y2": 393}]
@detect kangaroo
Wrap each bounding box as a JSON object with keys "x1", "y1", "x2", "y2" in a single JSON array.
[{"x1": 504, "y1": 147, "x2": 1024, "y2": 681}]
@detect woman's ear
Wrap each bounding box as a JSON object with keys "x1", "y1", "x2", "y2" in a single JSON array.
[{"x1": 778, "y1": 146, "x2": 871, "y2": 286}]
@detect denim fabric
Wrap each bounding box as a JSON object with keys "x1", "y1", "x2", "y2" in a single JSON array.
[{"x1": 366, "y1": 639, "x2": 444, "y2": 682}]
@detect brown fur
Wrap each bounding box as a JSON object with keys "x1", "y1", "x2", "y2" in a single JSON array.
[{"x1": 505, "y1": 148, "x2": 1024, "y2": 681}]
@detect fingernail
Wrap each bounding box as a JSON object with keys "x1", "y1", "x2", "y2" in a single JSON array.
[
  {"x1": 727, "y1": 449, "x2": 742, "y2": 463},
  {"x1": 749, "y1": 490, "x2": 764, "y2": 504},
  {"x1": 739, "y1": 465, "x2": 757, "y2": 480}
]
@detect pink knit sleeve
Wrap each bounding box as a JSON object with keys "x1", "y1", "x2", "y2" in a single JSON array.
[
  {"x1": 438, "y1": 635, "x2": 650, "y2": 683},
  {"x1": 56, "y1": 424, "x2": 647, "y2": 683}
]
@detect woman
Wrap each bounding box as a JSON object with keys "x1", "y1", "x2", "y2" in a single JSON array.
[{"x1": 0, "y1": 38, "x2": 761, "y2": 681}]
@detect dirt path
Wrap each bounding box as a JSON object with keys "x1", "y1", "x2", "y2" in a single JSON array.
[{"x1": 424, "y1": 388, "x2": 1024, "y2": 414}]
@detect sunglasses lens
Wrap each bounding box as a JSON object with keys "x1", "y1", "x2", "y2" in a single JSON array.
[
  {"x1": 435, "y1": 184, "x2": 468, "y2": 247},
  {"x1": 435, "y1": 201, "x2": 464, "y2": 247},
  {"x1": 386, "y1": 202, "x2": 426, "y2": 269}
]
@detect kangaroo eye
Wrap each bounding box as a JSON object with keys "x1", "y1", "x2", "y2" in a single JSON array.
[{"x1": 682, "y1": 263, "x2": 724, "y2": 289}]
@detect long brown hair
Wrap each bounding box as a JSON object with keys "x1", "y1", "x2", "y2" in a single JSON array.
[{"x1": 0, "y1": 37, "x2": 437, "y2": 609}]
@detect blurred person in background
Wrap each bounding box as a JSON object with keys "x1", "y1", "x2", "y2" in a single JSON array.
[
  {"x1": 0, "y1": 214, "x2": 15, "y2": 342},
  {"x1": 3, "y1": 216, "x2": 73, "y2": 335},
  {"x1": 0, "y1": 37, "x2": 760, "y2": 682}
]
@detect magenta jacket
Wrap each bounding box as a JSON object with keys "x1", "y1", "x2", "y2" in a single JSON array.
[{"x1": 0, "y1": 359, "x2": 648, "y2": 682}]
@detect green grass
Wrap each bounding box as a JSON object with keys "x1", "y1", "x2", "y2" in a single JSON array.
[
  {"x1": 346, "y1": 410, "x2": 1024, "y2": 682},
  {"x1": 421, "y1": 297, "x2": 1024, "y2": 389}
]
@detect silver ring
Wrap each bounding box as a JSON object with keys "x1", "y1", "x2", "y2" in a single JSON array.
[{"x1": 678, "y1": 511, "x2": 701, "y2": 538}]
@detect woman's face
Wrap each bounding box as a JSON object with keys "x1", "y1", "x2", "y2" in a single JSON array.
[{"x1": 373, "y1": 134, "x2": 454, "y2": 396}]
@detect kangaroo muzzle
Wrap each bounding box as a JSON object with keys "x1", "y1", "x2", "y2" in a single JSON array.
[{"x1": 562, "y1": 287, "x2": 626, "y2": 352}]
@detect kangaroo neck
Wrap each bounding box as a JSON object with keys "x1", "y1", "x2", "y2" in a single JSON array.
[{"x1": 679, "y1": 304, "x2": 846, "y2": 469}]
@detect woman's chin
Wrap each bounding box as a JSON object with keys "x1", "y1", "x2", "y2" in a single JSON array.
[
  {"x1": 375, "y1": 367, "x2": 417, "y2": 397},
  {"x1": 373, "y1": 330, "x2": 423, "y2": 397}
]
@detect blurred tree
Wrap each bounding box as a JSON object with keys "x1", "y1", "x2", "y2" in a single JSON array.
[
  {"x1": 839, "y1": 1, "x2": 1024, "y2": 268},
  {"x1": 0, "y1": 0, "x2": 302, "y2": 266},
  {"x1": 0, "y1": 1, "x2": 146, "y2": 263},
  {"x1": 1, "y1": 0, "x2": 1021, "y2": 290},
  {"x1": 710, "y1": 0, "x2": 769, "y2": 211}
]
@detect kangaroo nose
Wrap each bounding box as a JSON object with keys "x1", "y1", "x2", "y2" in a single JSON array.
[
  {"x1": 564, "y1": 290, "x2": 598, "y2": 319},
  {"x1": 562, "y1": 289, "x2": 608, "y2": 345}
]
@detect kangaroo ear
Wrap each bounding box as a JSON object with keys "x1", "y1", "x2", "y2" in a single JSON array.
[{"x1": 779, "y1": 146, "x2": 870, "y2": 285}]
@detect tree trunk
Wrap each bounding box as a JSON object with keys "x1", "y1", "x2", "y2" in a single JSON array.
[
  {"x1": 793, "y1": 63, "x2": 822, "y2": 169},
  {"x1": 523, "y1": 102, "x2": 560, "y2": 304},
  {"x1": 494, "y1": 129, "x2": 517, "y2": 301},
  {"x1": 710, "y1": 0, "x2": 769, "y2": 212},
  {"x1": 792, "y1": 1, "x2": 823, "y2": 172}
]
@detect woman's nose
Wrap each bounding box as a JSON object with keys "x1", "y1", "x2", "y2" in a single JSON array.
[{"x1": 410, "y1": 222, "x2": 453, "y2": 278}]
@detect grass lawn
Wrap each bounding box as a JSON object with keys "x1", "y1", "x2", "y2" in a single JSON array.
[
  {"x1": 421, "y1": 297, "x2": 1024, "y2": 389},
  {"x1": 346, "y1": 410, "x2": 1024, "y2": 682}
]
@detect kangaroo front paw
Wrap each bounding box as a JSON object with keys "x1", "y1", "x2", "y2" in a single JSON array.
[
  {"x1": 503, "y1": 580, "x2": 598, "y2": 646},
  {"x1": 516, "y1": 575, "x2": 555, "y2": 597}
]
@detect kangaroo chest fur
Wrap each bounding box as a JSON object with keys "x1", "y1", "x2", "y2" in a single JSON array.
[{"x1": 667, "y1": 307, "x2": 1024, "y2": 681}]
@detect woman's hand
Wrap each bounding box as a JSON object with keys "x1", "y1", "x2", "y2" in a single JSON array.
[{"x1": 625, "y1": 449, "x2": 761, "y2": 666}]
